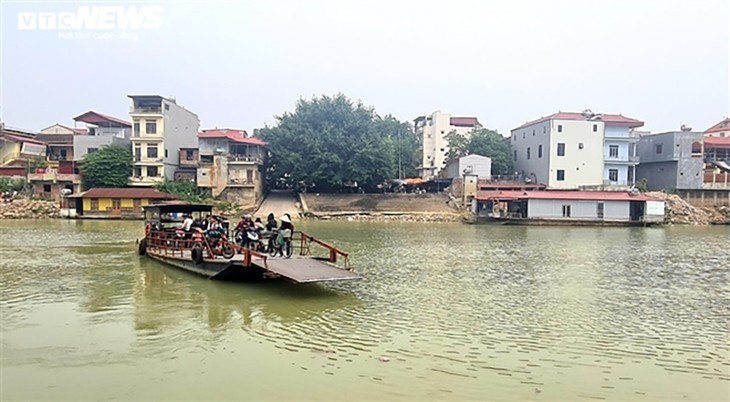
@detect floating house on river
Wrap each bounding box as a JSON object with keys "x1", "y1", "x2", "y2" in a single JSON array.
[{"x1": 473, "y1": 190, "x2": 665, "y2": 225}]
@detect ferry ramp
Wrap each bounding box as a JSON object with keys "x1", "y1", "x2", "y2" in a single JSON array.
[
  {"x1": 256, "y1": 190, "x2": 301, "y2": 221},
  {"x1": 251, "y1": 255, "x2": 360, "y2": 283}
]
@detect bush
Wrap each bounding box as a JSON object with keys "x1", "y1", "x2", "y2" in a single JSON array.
[
  {"x1": 0, "y1": 177, "x2": 27, "y2": 193},
  {"x1": 155, "y1": 179, "x2": 207, "y2": 203}
]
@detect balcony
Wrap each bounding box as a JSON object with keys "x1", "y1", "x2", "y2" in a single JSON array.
[
  {"x1": 703, "y1": 171, "x2": 730, "y2": 189},
  {"x1": 133, "y1": 156, "x2": 164, "y2": 164},
  {"x1": 129, "y1": 106, "x2": 163, "y2": 114},
  {"x1": 227, "y1": 154, "x2": 263, "y2": 164},
  {"x1": 179, "y1": 159, "x2": 198, "y2": 167},
  {"x1": 604, "y1": 155, "x2": 639, "y2": 165},
  {"x1": 28, "y1": 172, "x2": 81, "y2": 184},
  {"x1": 129, "y1": 176, "x2": 164, "y2": 186},
  {"x1": 604, "y1": 131, "x2": 639, "y2": 142}
]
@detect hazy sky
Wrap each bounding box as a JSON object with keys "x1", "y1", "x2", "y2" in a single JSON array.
[{"x1": 1, "y1": 0, "x2": 728, "y2": 135}]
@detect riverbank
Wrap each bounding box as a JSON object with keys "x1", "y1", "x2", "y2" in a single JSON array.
[
  {"x1": 646, "y1": 191, "x2": 729, "y2": 225},
  {"x1": 0, "y1": 198, "x2": 60, "y2": 219}
]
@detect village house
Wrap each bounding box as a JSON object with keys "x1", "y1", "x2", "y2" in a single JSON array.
[
  {"x1": 441, "y1": 154, "x2": 492, "y2": 209},
  {"x1": 68, "y1": 187, "x2": 176, "y2": 219},
  {"x1": 195, "y1": 128, "x2": 267, "y2": 207},
  {"x1": 129, "y1": 95, "x2": 200, "y2": 186},
  {"x1": 0, "y1": 126, "x2": 46, "y2": 179},
  {"x1": 511, "y1": 110, "x2": 642, "y2": 190},
  {"x1": 414, "y1": 111, "x2": 481, "y2": 180}
]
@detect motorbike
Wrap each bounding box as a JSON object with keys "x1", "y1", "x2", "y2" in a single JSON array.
[
  {"x1": 236, "y1": 227, "x2": 266, "y2": 252},
  {"x1": 192, "y1": 228, "x2": 236, "y2": 260}
]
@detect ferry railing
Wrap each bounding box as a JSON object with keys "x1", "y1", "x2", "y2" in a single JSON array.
[
  {"x1": 296, "y1": 231, "x2": 351, "y2": 269},
  {"x1": 145, "y1": 229, "x2": 268, "y2": 268}
]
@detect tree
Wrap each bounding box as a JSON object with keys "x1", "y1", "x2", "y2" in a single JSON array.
[
  {"x1": 79, "y1": 145, "x2": 133, "y2": 189},
  {"x1": 445, "y1": 128, "x2": 514, "y2": 175},
  {"x1": 156, "y1": 179, "x2": 208, "y2": 203},
  {"x1": 258, "y1": 94, "x2": 416, "y2": 192}
]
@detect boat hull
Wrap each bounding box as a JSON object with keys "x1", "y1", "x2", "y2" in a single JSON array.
[{"x1": 145, "y1": 250, "x2": 266, "y2": 280}]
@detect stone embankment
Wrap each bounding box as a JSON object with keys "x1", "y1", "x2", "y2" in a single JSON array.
[
  {"x1": 0, "y1": 198, "x2": 60, "y2": 219},
  {"x1": 307, "y1": 211, "x2": 465, "y2": 223},
  {"x1": 646, "y1": 191, "x2": 728, "y2": 225}
]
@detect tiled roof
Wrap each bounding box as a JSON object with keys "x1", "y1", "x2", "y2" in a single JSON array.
[
  {"x1": 704, "y1": 136, "x2": 730, "y2": 148},
  {"x1": 79, "y1": 188, "x2": 176, "y2": 199},
  {"x1": 198, "y1": 129, "x2": 267, "y2": 145},
  {"x1": 476, "y1": 190, "x2": 660, "y2": 202},
  {"x1": 35, "y1": 133, "x2": 75, "y2": 145},
  {"x1": 73, "y1": 111, "x2": 132, "y2": 127},
  {"x1": 704, "y1": 118, "x2": 730, "y2": 134},
  {"x1": 513, "y1": 112, "x2": 644, "y2": 131},
  {"x1": 450, "y1": 117, "x2": 480, "y2": 127},
  {"x1": 0, "y1": 132, "x2": 46, "y2": 145}
]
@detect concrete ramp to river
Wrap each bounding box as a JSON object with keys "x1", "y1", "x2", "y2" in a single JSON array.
[{"x1": 255, "y1": 190, "x2": 301, "y2": 220}]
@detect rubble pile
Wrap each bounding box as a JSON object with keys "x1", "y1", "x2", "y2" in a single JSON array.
[
  {"x1": 646, "y1": 191, "x2": 725, "y2": 225},
  {"x1": 0, "y1": 198, "x2": 60, "y2": 219}
]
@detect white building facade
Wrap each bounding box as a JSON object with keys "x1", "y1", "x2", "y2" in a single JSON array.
[
  {"x1": 511, "y1": 111, "x2": 642, "y2": 189},
  {"x1": 128, "y1": 95, "x2": 200, "y2": 186},
  {"x1": 414, "y1": 111, "x2": 480, "y2": 180}
]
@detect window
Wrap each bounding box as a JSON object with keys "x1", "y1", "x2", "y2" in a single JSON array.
[
  {"x1": 91, "y1": 199, "x2": 99, "y2": 211},
  {"x1": 557, "y1": 169, "x2": 565, "y2": 181},
  {"x1": 527, "y1": 147, "x2": 531, "y2": 160},
  {"x1": 133, "y1": 120, "x2": 140, "y2": 136},
  {"x1": 532, "y1": 129, "x2": 535, "y2": 136},
  {"x1": 147, "y1": 146, "x2": 158, "y2": 158},
  {"x1": 691, "y1": 141, "x2": 702, "y2": 156},
  {"x1": 593, "y1": 124, "x2": 598, "y2": 132},
  {"x1": 609, "y1": 169, "x2": 618, "y2": 182},
  {"x1": 543, "y1": 126, "x2": 546, "y2": 133},
  {"x1": 557, "y1": 143, "x2": 565, "y2": 156},
  {"x1": 513, "y1": 150, "x2": 517, "y2": 161},
  {"x1": 133, "y1": 167, "x2": 142, "y2": 177},
  {"x1": 43, "y1": 184, "x2": 51, "y2": 192},
  {"x1": 247, "y1": 169, "x2": 254, "y2": 183},
  {"x1": 522, "y1": 133, "x2": 525, "y2": 139},
  {"x1": 578, "y1": 142, "x2": 584, "y2": 149},
  {"x1": 609, "y1": 145, "x2": 619, "y2": 158},
  {"x1": 147, "y1": 166, "x2": 158, "y2": 177},
  {"x1": 165, "y1": 149, "x2": 168, "y2": 158},
  {"x1": 655, "y1": 144, "x2": 663, "y2": 154},
  {"x1": 562, "y1": 205, "x2": 571, "y2": 217},
  {"x1": 145, "y1": 120, "x2": 157, "y2": 134},
  {"x1": 87, "y1": 148, "x2": 98, "y2": 154},
  {"x1": 557, "y1": 125, "x2": 563, "y2": 132},
  {"x1": 628, "y1": 166, "x2": 634, "y2": 182},
  {"x1": 59, "y1": 149, "x2": 67, "y2": 160},
  {"x1": 186, "y1": 150, "x2": 195, "y2": 159},
  {"x1": 164, "y1": 103, "x2": 170, "y2": 111},
  {"x1": 597, "y1": 202, "x2": 604, "y2": 219},
  {"x1": 538, "y1": 144, "x2": 543, "y2": 158}
]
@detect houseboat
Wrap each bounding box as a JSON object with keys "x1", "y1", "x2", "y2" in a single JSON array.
[
  {"x1": 137, "y1": 202, "x2": 360, "y2": 283},
  {"x1": 472, "y1": 190, "x2": 665, "y2": 226}
]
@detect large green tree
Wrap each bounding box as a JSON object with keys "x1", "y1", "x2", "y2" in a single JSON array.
[
  {"x1": 257, "y1": 94, "x2": 417, "y2": 192},
  {"x1": 446, "y1": 128, "x2": 514, "y2": 175},
  {"x1": 79, "y1": 144, "x2": 133, "y2": 189}
]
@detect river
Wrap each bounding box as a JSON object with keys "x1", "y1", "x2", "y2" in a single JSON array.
[{"x1": 1, "y1": 220, "x2": 728, "y2": 401}]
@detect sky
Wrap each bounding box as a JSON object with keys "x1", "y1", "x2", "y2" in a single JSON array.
[{"x1": 1, "y1": 0, "x2": 728, "y2": 135}]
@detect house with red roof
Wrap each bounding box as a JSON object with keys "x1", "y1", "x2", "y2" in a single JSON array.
[
  {"x1": 72, "y1": 110, "x2": 132, "y2": 161},
  {"x1": 195, "y1": 128, "x2": 267, "y2": 206},
  {"x1": 704, "y1": 118, "x2": 729, "y2": 138},
  {"x1": 511, "y1": 109, "x2": 643, "y2": 190},
  {"x1": 413, "y1": 111, "x2": 481, "y2": 179}
]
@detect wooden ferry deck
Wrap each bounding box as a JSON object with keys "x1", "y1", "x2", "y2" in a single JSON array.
[{"x1": 144, "y1": 231, "x2": 360, "y2": 284}]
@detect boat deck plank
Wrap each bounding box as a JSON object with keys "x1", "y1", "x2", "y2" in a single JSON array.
[{"x1": 251, "y1": 255, "x2": 360, "y2": 283}]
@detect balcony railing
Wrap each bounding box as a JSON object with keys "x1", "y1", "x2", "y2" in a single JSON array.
[
  {"x1": 28, "y1": 172, "x2": 81, "y2": 183},
  {"x1": 227, "y1": 154, "x2": 263, "y2": 164},
  {"x1": 703, "y1": 172, "x2": 730, "y2": 189},
  {"x1": 179, "y1": 159, "x2": 198, "y2": 167},
  {"x1": 605, "y1": 155, "x2": 639, "y2": 164},
  {"x1": 130, "y1": 106, "x2": 162, "y2": 114}
]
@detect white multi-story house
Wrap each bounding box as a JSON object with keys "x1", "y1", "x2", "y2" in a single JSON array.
[
  {"x1": 414, "y1": 111, "x2": 480, "y2": 179},
  {"x1": 128, "y1": 95, "x2": 200, "y2": 186},
  {"x1": 511, "y1": 110, "x2": 643, "y2": 189},
  {"x1": 72, "y1": 111, "x2": 131, "y2": 161}
]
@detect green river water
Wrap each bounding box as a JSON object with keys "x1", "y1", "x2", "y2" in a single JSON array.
[{"x1": 0, "y1": 219, "x2": 728, "y2": 401}]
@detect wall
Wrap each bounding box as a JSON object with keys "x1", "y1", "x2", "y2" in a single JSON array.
[
  {"x1": 74, "y1": 135, "x2": 131, "y2": 161},
  {"x1": 0, "y1": 140, "x2": 21, "y2": 164},
  {"x1": 162, "y1": 100, "x2": 200, "y2": 180},
  {"x1": 511, "y1": 120, "x2": 553, "y2": 185},
  {"x1": 443, "y1": 154, "x2": 491, "y2": 179},
  {"x1": 527, "y1": 199, "x2": 630, "y2": 220},
  {"x1": 636, "y1": 131, "x2": 704, "y2": 190}
]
